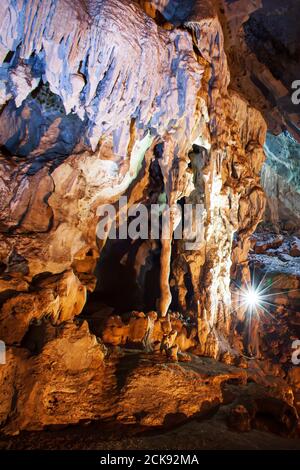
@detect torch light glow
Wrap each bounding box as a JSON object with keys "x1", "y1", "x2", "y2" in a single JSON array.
[
  {"x1": 231, "y1": 276, "x2": 278, "y2": 320},
  {"x1": 231, "y1": 271, "x2": 300, "y2": 318},
  {"x1": 242, "y1": 287, "x2": 262, "y2": 311},
  {"x1": 230, "y1": 271, "x2": 300, "y2": 359}
]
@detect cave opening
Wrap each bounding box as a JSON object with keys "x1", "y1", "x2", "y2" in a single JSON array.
[
  {"x1": 82, "y1": 153, "x2": 167, "y2": 320},
  {"x1": 83, "y1": 236, "x2": 162, "y2": 317}
]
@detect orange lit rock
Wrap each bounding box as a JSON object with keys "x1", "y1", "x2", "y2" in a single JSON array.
[
  {"x1": 0, "y1": 270, "x2": 86, "y2": 344},
  {"x1": 0, "y1": 0, "x2": 298, "y2": 439}
]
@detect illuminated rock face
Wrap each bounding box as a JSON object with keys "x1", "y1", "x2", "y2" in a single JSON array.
[
  {"x1": 0, "y1": 0, "x2": 291, "y2": 434},
  {"x1": 221, "y1": 0, "x2": 300, "y2": 234},
  {"x1": 222, "y1": 0, "x2": 300, "y2": 141},
  {"x1": 262, "y1": 132, "x2": 300, "y2": 230}
]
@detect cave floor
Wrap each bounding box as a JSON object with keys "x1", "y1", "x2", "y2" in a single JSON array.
[
  {"x1": 1, "y1": 349, "x2": 300, "y2": 450},
  {"x1": 1, "y1": 411, "x2": 300, "y2": 451}
]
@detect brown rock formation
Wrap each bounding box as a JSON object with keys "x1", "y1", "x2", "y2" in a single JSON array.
[
  {"x1": 220, "y1": 0, "x2": 300, "y2": 141},
  {"x1": 0, "y1": 0, "x2": 298, "y2": 439},
  {"x1": 1, "y1": 346, "x2": 298, "y2": 436}
]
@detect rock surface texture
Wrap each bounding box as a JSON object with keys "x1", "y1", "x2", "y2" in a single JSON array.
[
  {"x1": 220, "y1": 0, "x2": 300, "y2": 232},
  {"x1": 0, "y1": 0, "x2": 299, "y2": 438}
]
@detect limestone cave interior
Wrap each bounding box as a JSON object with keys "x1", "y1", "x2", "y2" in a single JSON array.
[{"x1": 0, "y1": 0, "x2": 300, "y2": 455}]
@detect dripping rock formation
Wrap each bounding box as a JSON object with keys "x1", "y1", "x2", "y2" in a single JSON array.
[{"x1": 0, "y1": 0, "x2": 299, "y2": 448}]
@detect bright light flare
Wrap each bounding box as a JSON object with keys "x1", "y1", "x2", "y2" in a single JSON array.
[
  {"x1": 231, "y1": 272, "x2": 300, "y2": 321},
  {"x1": 242, "y1": 287, "x2": 262, "y2": 311},
  {"x1": 230, "y1": 272, "x2": 300, "y2": 359},
  {"x1": 231, "y1": 280, "x2": 274, "y2": 319}
]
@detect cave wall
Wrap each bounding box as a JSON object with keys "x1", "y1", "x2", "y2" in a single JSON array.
[
  {"x1": 219, "y1": 0, "x2": 300, "y2": 232},
  {"x1": 222, "y1": 0, "x2": 300, "y2": 141},
  {"x1": 0, "y1": 0, "x2": 274, "y2": 433},
  {"x1": 262, "y1": 132, "x2": 300, "y2": 231}
]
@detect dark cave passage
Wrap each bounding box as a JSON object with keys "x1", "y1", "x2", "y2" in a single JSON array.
[{"x1": 82, "y1": 236, "x2": 162, "y2": 317}]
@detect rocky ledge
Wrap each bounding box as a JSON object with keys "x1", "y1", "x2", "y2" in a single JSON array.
[{"x1": 1, "y1": 329, "x2": 299, "y2": 440}]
